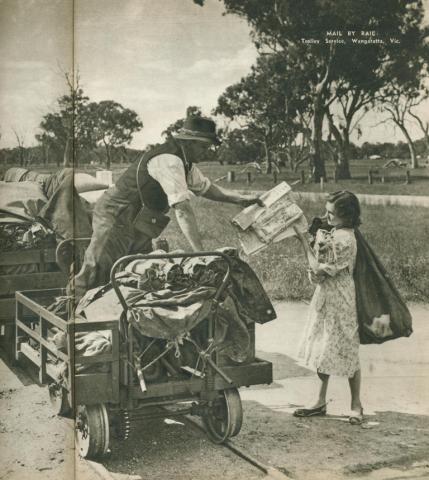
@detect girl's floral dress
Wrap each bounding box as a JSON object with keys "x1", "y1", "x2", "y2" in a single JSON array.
[{"x1": 298, "y1": 228, "x2": 360, "y2": 377}]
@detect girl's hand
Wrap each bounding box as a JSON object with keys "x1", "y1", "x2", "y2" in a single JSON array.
[
  {"x1": 294, "y1": 226, "x2": 319, "y2": 272},
  {"x1": 293, "y1": 225, "x2": 307, "y2": 244},
  {"x1": 308, "y1": 268, "x2": 326, "y2": 284}
]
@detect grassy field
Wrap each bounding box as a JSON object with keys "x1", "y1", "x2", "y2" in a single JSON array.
[{"x1": 162, "y1": 197, "x2": 429, "y2": 304}]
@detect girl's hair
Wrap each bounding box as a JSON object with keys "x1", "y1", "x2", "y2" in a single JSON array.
[{"x1": 327, "y1": 190, "x2": 361, "y2": 228}]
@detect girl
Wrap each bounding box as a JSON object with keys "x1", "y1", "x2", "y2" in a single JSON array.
[{"x1": 293, "y1": 191, "x2": 363, "y2": 425}]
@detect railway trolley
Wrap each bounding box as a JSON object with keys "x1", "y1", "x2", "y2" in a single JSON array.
[{"x1": 15, "y1": 251, "x2": 273, "y2": 459}]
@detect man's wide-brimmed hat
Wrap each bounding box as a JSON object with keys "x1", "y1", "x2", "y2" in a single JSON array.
[{"x1": 174, "y1": 116, "x2": 221, "y2": 145}]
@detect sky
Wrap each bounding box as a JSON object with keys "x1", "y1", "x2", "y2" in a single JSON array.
[{"x1": 0, "y1": 0, "x2": 428, "y2": 150}]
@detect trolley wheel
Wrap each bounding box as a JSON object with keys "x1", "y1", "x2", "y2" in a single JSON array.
[
  {"x1": 202, "y1": 388, "x2": 243, "y2": 444},
  {"x1": 75, "y1": 404, "x2": 110, "y2": 459},
  {"x1": 48, "y1": 383, "x2": 71, "y2": 416}
]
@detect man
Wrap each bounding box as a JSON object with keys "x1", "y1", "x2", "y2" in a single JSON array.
[{"x1": 73, "y1": 116, "x2": 262, "y2": 300}]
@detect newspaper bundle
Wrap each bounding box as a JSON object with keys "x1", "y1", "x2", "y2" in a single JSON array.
[{"x1": 232, "y1": 182, "x2": 308, "y2": 255}]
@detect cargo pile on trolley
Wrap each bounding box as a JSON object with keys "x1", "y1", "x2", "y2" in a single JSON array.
[
  {"x1": 14, "y1": 249, "x2": 274, "y2": 459},
  {"x1": 0, "y1": 215, "x2": 67, "y2": 355}
]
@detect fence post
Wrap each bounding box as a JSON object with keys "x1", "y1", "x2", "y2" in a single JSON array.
[
  {"x1": 320, "y1": 177, "x2": 324, "y2": 191},
  {"x1": 300, "y1": 170, "x2": 305, "y2": 185},
  {"x1": 405, "y1": 170, "x2": 411, "y2": 184},
  {"x1": 368, "y1": 170, "x2": 373, "y2": 185},
  {"x1": 246, "y1": 172, "x2": 252, "y2": 184},
  {"x1": 227, "y1": 171, "x2": 235, "y2": 183}
]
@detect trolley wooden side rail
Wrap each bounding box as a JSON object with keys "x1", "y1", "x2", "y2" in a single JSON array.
[
  {"x1": 15, "y1": 288, "x2": 120, "y2": 408},
  {"x1": 1, "y1": 237, "x2": 90, "y2": 355}
]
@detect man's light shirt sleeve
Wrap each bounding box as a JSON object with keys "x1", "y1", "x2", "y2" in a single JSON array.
[{"x1": 147, "y1": 154, "x2": 211, "y2": 206}]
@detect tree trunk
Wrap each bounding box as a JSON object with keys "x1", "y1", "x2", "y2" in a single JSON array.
[
  {"x1": 423, "y1": 133, "x2": 429, "y2": 159},
  {"x1": 74, "y1": 146, "x2": 79, "y2": 168},
  {"x1": 104, "y1": 142, "x2": 111, "y2": 169},
  {"x1": 398, "y1": 123, "x2": 418, "y2": 168},
  {"x1": 309, "y1": 105, "x2": 326, "y2": 182},
  {"x1": 119, "y1": 148, "x2": 128, "y2": 164},
  {"x1": 43, "y1": 144, "x2": 49, "y2": 165},
  {"x1": 326, "y1": 108, "x2": 352, "y2": 180},
  {"x1": 63, "y1": 137, "x2": 71, "y2": 167},
  {"x1": 337, "y1": 132, "x2": 351, "y2": 179},
  {"x1": 263, "y1": 139, "x2": 272, "y2": 174}
]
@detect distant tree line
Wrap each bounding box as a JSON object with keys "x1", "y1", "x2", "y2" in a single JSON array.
[
  {"x1": 0, "y1": 144, "x2": 142, "y2": 169},
  {"x1": 2, "y1": 111, "x2": 427, "y2": 170}
]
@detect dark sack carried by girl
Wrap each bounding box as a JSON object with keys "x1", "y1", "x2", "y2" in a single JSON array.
[{"x1": 353, "y1": 229, "x2": 412, "y2": 344}]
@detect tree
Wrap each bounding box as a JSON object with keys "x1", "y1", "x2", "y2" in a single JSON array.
[
  {"x1": 37, "y1": 72, "x2": 95, "y2": 167},
  {"x1": 409, "y1": 105, "x2": 429, "y2": 159},
  {"x1": 216, "y1": 128, "x2": 264, "y2": 165},
  {"x1": 380, "y1": 87, "x2": 422, "y2": 167},
  {"x1": 37, "y1": 133, "x2": 51, "y2": 165},
  {"x1": 326, "y1": 84, "x2": 376, "y2": 178},
  {"x1": 215, "y1": 54, "x2": 301, "y2": 173},
  {"x1": 377, "y1": 33, "x2": 429, "y2": 168},
  {"x1": 88, "y1": 101, "x2": 143, "y2": 168},
  {"x1": 195, "y1": 0, "x2": 429, "y2": 181}
]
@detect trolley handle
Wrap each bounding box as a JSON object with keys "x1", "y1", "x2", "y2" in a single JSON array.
[{"x1": 110, "y1": 251, "x2": 232, "y2": 313}]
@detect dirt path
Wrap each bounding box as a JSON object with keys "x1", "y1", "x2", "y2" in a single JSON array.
[
  {"x1": 0, "y1": 356, "x2": 100, "y2": 480},
  {"x1": 1, "y1": 302, "x2": 428, "y2": 480},
  {"x1": 0, "y1": 355, "x2": 264, "y2": 480},
  {"x1": 236, "y1": 301, "x2": 429, "y2": 479}
]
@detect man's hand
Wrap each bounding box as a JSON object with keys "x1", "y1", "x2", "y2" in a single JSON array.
[{"x1": 238, "y1": 195, "x2": 264, "y2": 208}]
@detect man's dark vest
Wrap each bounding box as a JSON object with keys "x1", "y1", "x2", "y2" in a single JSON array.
[{"x1": 115, "y1": 139, "x2": 192, "y2": 213}]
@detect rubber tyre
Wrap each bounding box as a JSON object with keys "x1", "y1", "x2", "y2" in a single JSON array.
[
  {"x1": 75, "y1": 404, "x2": 110, "y2": 459},
  {"x1": 203, "y1": 388, "x2": 243, "y2": 444}
]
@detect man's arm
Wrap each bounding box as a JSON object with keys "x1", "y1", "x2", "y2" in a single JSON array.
[
  {"x1": 173, "y1": 199, "x2": 204, "y2": 251},
  {"x1": 201, "y1": 183, "x2": 263, "y2": 207}
]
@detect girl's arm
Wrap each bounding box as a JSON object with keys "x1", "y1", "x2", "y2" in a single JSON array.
[
  {"x1": 295, "y1": 227, "x2": 354, "y2": 282},
  {"x1": 293, "y1": 226, "x2": 319, "y2": 272}
]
